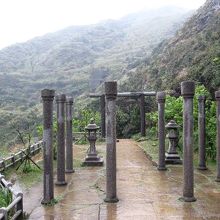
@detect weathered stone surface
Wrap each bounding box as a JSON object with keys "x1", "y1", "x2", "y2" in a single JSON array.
[
  {"x1": 165, "y1": 120, "x2": 182, "y2": 164},
  {"x1": 140, "y1": 94, "x2": 146, "y2": 137},
  {"x1": 181, "y1": 81, "x2": 196, "y2": 202},
  {"x1": 105, "y1": 81, "x2": 117, "y2": 98},
  {"x1": 181, "y1": 81, "x2": 195, "y2": 98},
  {"x1": 83, "y1": 120, "x2": 103, "y2": 166},
  {"x1": 100, "y1": 94, "x2": 106, "y2": 138},
  {"x1": 65, "y1": 97, "x2": 75, "y2": 173},
  {"x1": 156, "y1": 91, "x2": 167, "y2": 171},
  {"x1": 198, "y1": 95, "x2": 207, "y2": 170},
  {"x1": 41, "y1": 89, "x2": 55, "y2": 204},
  {"x1": 55, "y1": 94, "x2": 67, "y2": 185},
  {"x1": 105, "y1": 81, "x2": 118, "y2": 203}
]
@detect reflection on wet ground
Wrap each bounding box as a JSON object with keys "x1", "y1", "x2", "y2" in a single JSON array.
[{"x1": 21, "y1": 139, "x2": 220, "y2": 219}]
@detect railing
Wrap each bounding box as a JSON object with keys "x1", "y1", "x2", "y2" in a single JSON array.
[
  {"x1": 0, "y1": 174, "x2": 23, "y2": 220},
  {"x1": 0, "y1": 141, "x2": 43, "y2": 172}
]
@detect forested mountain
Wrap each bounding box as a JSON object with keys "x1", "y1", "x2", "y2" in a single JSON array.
[
  {"x1": 0, "y1": 6, "x2": 191, "y2": 146},
  {"x1": 140, "y1": 0, "x2": 220, "y2": 95}
]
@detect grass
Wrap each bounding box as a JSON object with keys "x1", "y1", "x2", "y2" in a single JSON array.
[
  {"x1": 4, "y1": 161, "x2": 43, "y2": 189},
  {"x1": 0, "y1": 187, "x2": 12, "y2": 208},
  {"x1": 135, "y1": 134, "x2": 217, "y2": 171}
]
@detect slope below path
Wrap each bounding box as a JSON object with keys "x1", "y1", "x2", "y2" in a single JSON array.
[{"x1": 24, "y1": 139, "x2": 220, "y2": 219}]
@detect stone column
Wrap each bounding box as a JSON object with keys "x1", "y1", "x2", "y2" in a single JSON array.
[
  {"x1": 41, "y1": 89, "x2": 55, "y2": 204},
  {"x1": 181, "y1": 81, "x2": 196, "y2": 202},
  {"x1": 215, "y1": 91, "x2": 220, "y2": 181},
  {"x1": 100, "y1": 94, "x2": 106, "y2": 138},
  {"x1": 55, "y1": 94, "x2": 67, "y2": 185},
  {"x1": 157, "y1": 92, "x2": 167, "y2": 171},
  {"x1": 65, "y1": 97, "x2": 75, "y2": 173},
  {"x1": 140, "y1": 94, "x2": 146, "y2": 137},
  {"x1": 198, "y1": 95, "x2": 207, "y2": 170},
  {"x1": 104, "y1": 81, "x2": 119, "y2": 203}
]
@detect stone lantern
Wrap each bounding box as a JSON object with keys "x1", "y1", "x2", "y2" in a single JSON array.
[
  {"x1": 165, "y1": 120, "x2": 182, "y2": 164},
  {"x1": 83, "y1": 119, "x2": 104, "y2": 166}
]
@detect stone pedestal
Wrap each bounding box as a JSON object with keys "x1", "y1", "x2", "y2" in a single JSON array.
[{"x1": 83, "y1": 119, "x2": 103, "y2": 166}]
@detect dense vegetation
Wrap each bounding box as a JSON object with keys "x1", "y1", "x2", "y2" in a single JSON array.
[{"x1": 146, "y1": 85, "x2": 217, "y2": 160}]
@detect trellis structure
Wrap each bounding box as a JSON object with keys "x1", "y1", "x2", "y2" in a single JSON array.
[{"x1": 90, "y1": 91, "x2": 156, "y2": 137}]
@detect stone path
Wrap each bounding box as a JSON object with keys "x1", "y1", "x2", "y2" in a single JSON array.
[{"x1": 24, "y1": 139, "x2": 220, "y2": 219}]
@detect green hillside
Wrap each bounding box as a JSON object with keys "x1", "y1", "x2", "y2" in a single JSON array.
[{"x1": 142, "y1": 0, "x2": 220, "y2": 94}]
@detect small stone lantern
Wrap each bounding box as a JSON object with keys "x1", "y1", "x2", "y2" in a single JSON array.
[
  {"x1": 83, "y1": 119, "x2": 103, "y2": 166},
  {"x1": 165, "y1": 120, "x2": 182, "y2": 164}
]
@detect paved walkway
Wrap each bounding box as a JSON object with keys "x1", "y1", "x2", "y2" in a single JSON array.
[{"x1": 24, "y1": 139, "x2": 220, "y2": 219}]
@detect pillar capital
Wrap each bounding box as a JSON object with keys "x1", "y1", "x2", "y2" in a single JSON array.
[
  {"x1": 181, "y1": 81, "x2": 195, "y2": 98},
  {"x1": 66, "y1": 97, "x2": 74, "y2": 105},
  {"x1": 41, "y1": 89, "x2": 55, "y2": 101},
  {"x1": 198, "y1": 95, "x2": 206, "y2": 102},
  {"x1": 215, "y1": 91, "x2": 220, "y2": 100},
  {"x1": 105, "y1": 81, "x2": 117, "y2": 99},
  {"x1": 156, "y1": 91, "x2": 166, "y2": 103},
  {"x1": 56, "y1": 94, "x2": 66, "y2": 103}
]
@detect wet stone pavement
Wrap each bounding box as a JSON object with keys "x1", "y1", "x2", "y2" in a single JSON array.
[{"x1": 23, "y1": 139, "x2": 220, "y2": 219}]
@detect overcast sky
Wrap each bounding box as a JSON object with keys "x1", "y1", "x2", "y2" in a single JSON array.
[{"x1": 0, "y1": 0, "x2": 206, "y2": 50}]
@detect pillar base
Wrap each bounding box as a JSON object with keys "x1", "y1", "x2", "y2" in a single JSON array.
[
  {"x1": 165, "y1": 152, "x2": 182, "y2": 164},
  {"x1": 215, "y1": 177, "x2": 220, "y2": 182},
  {"x1": 83, "y1": 155, "x2": 104, "y2": 166},
  {"x1": 55, "y1": 181, "x2": 67, "y2": 186},
  {"x1": 41, "y1": 198, "x2": 53, "y2": 205},
  {"x1": 65, "y1": 169, "x2": 75, "y2": 173},
  {"x1": 180, "y1": 196, "x2": 197, "y2": 202},
  {"x1": 104, "y1": 197, "x2": 119, "y2": 203},
  {"x1": 157, "y1": 166, "x2": 167, "y2": 171},
  {"x1": 197, "y1": 166, "x2": 207, "y2": 171}
]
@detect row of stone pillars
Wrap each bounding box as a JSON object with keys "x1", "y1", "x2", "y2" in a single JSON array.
[
  {"x1": 41, "y1": 90, "x2": 74, "y2": 204},
  {"x1": 156, "y1": 81, "x2": 220, "y2": 202}
]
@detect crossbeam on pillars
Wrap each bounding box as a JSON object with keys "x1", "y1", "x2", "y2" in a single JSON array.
[
  {"x1": 90, "y1": 91, "x2": 156, "y2": 98},
  {"x1": 89, "y1": 91, "x2": 156, "y2": 138}
]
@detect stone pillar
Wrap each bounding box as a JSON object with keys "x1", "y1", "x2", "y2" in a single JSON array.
[
  {"x1": 65, "y1": 97, "x2": 75, "y2": 173},
  {"x1": 181, "y1": 81, "x2": 196, "y2": 202},
  {"x1": 55, "y1": 94, "x2": 67, "y2": 185},
  {"x1": 100, "y1": 94, "x2": 106, "y2": 138},
  {"x1": 41, "y1": 89, "x2": 55, "y2": 204},
  {"x1": 215, "y1": 91, "x2": 220, "y2": 181},
  {"x1": 104, "y1": 81, "x2": 119, "y2": 203},
  {"x1": 198, "y1": 95, "x2": 207, "y2": 170},
  {"x1": 140, "y1": 94, "x2": 146, "y2": 137},
  {"x1": 157, "y1": 92, "x2": 167, "y2": 171}
]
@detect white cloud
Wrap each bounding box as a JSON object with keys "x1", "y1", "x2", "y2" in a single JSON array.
[{"x1": 0, "y1": 0, "x2": 206, "y2": 49}]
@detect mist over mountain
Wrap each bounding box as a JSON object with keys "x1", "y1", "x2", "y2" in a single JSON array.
[
  {"x1": 0, "y1": 6, "x2": 192, "y2": 146},
  {"x1": 141, "y1": 0, "x2": 220, "y2": 95}
]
